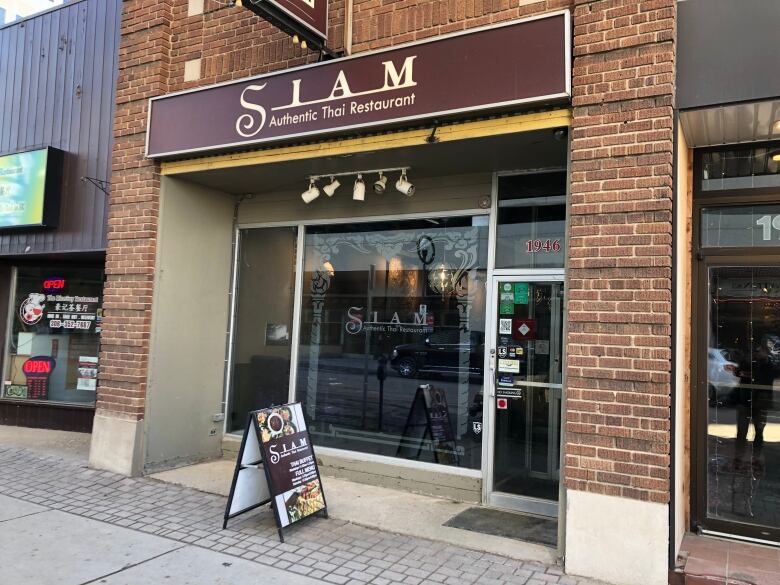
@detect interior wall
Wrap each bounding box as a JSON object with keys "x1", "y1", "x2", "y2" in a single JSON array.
[
  {"x1": 237, "y1": 172, "x2": 492, "y2": 225},
  {"x1": 674, "y1": 125, "x2": 693, "y2": 555},
  {"x1": 144, "y1": 176, "x2": 235, "y2": 471}
]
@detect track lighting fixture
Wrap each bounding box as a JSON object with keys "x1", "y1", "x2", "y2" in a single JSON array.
[
  {"x1": 302, "y1": 168, "x2": 412, "y2": 204},
  {"x1": 301, "y1": 178, "x2": 320, "y2": 204},
  {"x1": 353, "y1": 174, "x2": 365, "y2": 201},
  {"x1": 323, "y1": 176, "x2": 340, "y2": 197},
  {"x1": 395, "y1": 170, "x2": 415, "y2": 196},
  {"x1": 374, "y1": 172, "x2": 387, "y2": 194}
]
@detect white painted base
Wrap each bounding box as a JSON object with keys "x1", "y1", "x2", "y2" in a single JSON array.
[
  {"x1": 89, "y1": 413, "x2": 144, "y2": 476},
  {"x1": 565, "y1": 490, "x2": 668, "y2": 585}
]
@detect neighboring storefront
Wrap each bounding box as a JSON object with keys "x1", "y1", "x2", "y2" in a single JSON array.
[
  {"x1": 673, "y1": 0, "x2": 780, "y2": 567},
  {"x1": 0, "y1": 0, "x2": 120, "y2": 432}
]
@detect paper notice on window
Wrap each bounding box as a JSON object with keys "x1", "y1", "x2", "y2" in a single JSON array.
[
  {"x1": 498, "y1": 359, "x2": 520, "y2": 373},
  {"x1": 77, "y1": 356, "x2": 98, "y2": 391}
]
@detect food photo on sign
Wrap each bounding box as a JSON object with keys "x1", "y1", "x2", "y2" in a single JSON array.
[{"x1": 254, "y1": 404, "x2": 327, "y2": 530}]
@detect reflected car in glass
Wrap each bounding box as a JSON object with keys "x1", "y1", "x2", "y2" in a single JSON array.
[
  {"x1": 707, "y1": 347, "x2": 740, "y2": 404},
  {"x1": 390, "y1": 330, "x2": 485, "y2": 379}
]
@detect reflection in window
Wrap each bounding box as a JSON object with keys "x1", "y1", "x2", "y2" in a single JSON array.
[
  {"x1": 295, "y1": 217, "x2": 488, "y2": 469},
  {"x1": 3, "y1": 266, "x2": 102, "y2": 405},
  {"x1": 702, "y1": 146, "x2": 780, "y2": 192},
  {"x1": 707, "y1": 266, "x2": 780, "y2": 531}
]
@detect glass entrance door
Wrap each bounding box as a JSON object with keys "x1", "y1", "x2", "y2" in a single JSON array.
[
  {"x1": 486, "y1": 275, "x2": 563, "y2": 516},
  {"x1": 698, "y1": 262, "x2": 780, "y2": 541}
]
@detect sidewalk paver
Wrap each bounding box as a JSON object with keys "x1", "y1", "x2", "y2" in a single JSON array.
[
  {"x1": 96, "y1": 545, "x2": 321, "y2": 585},
  {"x1": 0, "y1": 444, "x2": 601, "y2": 585}
]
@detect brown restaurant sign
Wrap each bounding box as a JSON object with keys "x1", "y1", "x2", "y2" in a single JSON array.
[{"x1": 146, "y1": 12, "x2": 570, "y2": 159}]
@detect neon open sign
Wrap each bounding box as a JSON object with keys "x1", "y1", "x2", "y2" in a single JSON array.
[
  {"x1": 22, "y1": 357, "x2": 54, "y2": 375},
  {"x1": 43, "y1": 278, "x2": 66, "y2": 292}
]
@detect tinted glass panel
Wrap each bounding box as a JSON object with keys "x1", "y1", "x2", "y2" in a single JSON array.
[
  {"x1": 296, "y1": 217, "x2": 488, "y2": 469},
  {"x1": 496, "y1": 173, "x2": 566, "y2": 269},
  {"x1": 229, "y1": 227, "x2": 297, "y2": 432},
  {"x1": 702, "y1": 205, "x2": 780, "y2": 248},
  {"x1": 706, "y1": 266, "x2": 780, "y2": 534},
  {"x1": 701, "y1": 146, "x2": 780, "y2": 192}
]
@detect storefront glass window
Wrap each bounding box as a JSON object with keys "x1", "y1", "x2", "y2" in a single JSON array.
[
  {"x1": 496, "y1": 172, "x2": 566, "y2": 269},
  {"x1": 706, "y1": 266, "x2": 780, "y2": 533},
  {"x1": 295, "y1": 217, "x2": 488, "y2": 469},
  {"x1": 701, "y1": 146, "x2": 780, "y2": 192},
  {"x1": 228, "y1": 227, "x2": 298, "y2": 432},
  {"x1": 2, "y1": 266, "x2": 103, "y2": 405}
]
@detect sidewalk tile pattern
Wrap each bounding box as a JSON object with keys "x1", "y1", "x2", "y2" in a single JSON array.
[{"x1": 0, "y1": 446, "x2": 602, "y2": 585}]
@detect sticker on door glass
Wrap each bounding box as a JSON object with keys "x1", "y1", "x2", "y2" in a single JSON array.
[
  {"x1": 514, "y1": 283, "x2": 529, "y2": 304},
  {"x1": 498, "y1": 358, "x2": 520, "y2": 373},
  {"x1": 499, "y1": 302, "x2": 514, "y2": 315},
  {"x1": 499, "y1": 319, "x2": 512, "y2": 335},
  {"x1": 535, "y1": 340, "x2": 550, "y2": 355}
]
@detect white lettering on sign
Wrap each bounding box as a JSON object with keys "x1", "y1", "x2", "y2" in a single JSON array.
[
  {"x1": 235, "y1": 56, "x2": 418, "y2": 138},
  {"x1": 756, "y1": 215, "x2": 780, "y2": 241}
]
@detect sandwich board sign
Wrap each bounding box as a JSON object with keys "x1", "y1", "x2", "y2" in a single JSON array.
[
  {"x1": 223, "y1": 402, "x2": 328, "y2": 541},
  {"x1": 396, "y1": 384, "x2": 458, "y2": 466}
]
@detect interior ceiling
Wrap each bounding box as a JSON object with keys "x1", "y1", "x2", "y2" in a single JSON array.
[
  {"x1": 172, "y1": 128, "x2": 568, "y2": 196},
  {"x1": 680, "y1": 99, "x2": 780, "y2": 148}
]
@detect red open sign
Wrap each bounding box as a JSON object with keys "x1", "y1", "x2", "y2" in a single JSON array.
[
  {"x1": 22, "y1": 357, "x2": 54, "y2": 376},
  {"x1": 43, "y1": 278, "x2": 66, "y2": 291}
]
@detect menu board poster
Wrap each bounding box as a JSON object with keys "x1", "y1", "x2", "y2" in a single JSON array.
[{"x1": 255, "y1": 403, "x2": 326, "y2": 528}]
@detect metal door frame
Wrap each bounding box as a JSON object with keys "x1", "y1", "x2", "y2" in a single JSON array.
[{"x1": 482, "y1": 271, "x2": 564, "y2": 517}]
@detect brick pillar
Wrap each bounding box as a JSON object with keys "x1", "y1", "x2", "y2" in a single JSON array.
[
  {"x1": 89, "y1": 1, "x2": 174, "y2": 476},
  {"x1": 565, "y1": 1, "x2": 675, "y2": 584}
]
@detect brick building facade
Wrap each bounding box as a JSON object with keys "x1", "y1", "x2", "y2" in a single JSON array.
[{"x1": 88, "y1": 1, "x2": 780, "y2": 584}]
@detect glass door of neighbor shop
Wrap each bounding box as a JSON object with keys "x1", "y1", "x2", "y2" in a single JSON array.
[{"x1": 485, "y1": 274, "x2": 563, "y2": 517}]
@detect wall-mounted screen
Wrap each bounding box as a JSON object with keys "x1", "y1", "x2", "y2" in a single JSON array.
[{"x1": 0, "y1": 147, "x2": 62, "y2": 229}]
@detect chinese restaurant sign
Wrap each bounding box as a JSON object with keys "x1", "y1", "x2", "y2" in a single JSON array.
[
  {"x1": 0, "y1": 148, "x2": 63, "y2": 229},
  {"x1": 146, "y1": 12, "x2": 570, "y2": 158}
]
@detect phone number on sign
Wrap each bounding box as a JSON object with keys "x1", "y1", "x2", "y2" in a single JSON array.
[{"x1": 49, "y1": 320, "x2": 92, "y2": 330}]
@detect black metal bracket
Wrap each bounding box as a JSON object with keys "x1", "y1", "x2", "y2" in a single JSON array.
[
  {"x1": 426, "y1": 122, "x2": 441, "y2": 144},
  {"x1": 81, "y1": 176, "x2": 110, "y2": 196}
]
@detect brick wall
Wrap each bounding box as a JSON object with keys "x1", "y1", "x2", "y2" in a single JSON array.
[
  {"x1": 99, "y1": 0, "x2": 578, "y2": 420},
  {"x1": 566, "y1": 0, "x2": 676, "y2": 503},
  {"x1": 101, "y1": 0, "x2": 677, "y2": 507}
]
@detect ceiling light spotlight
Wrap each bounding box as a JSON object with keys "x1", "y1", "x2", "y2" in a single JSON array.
[
  {"x1": 374, "y1": 172, "x2": 387, "y2": 194},
  {"x1": 301, "y1": 40, "x2": 308, "y2": 50},
  {"x1": 323, "y1": 176, "x2": 340, "y2": 197},
  {"x1": 353, "y1": 174, "x2": 366, "y2": 201},
  {"x1": 234, "y1": 0, "x2": 243, "y2": 6},
  {"x1": 301, "y1": 179, "x2": 320, "y2": 204},
  {"x1": 773, "y1": 120, "x2": 780, "y2": 134},
  {"x1": 395, "y1": 170, "x2": 415, "y2": 196},
  {"x1": 293, "y1": 35, "x2": 300, "y2": 44}
]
